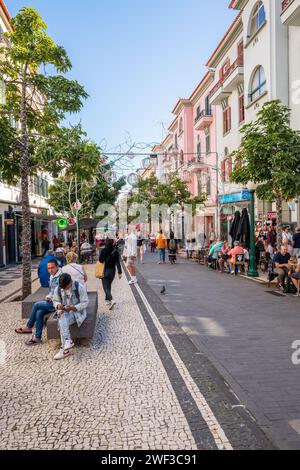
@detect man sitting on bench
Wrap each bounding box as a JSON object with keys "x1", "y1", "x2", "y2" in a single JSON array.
[
  {"x1": 15, "y1": 260, "x2": 62, "y2": 346},
  {"x1": 274, "y1": 245, "x2": 291, "y2": 291},
  {"x1": 53, "y1": 273, "x2": 89, "y2": 361}
]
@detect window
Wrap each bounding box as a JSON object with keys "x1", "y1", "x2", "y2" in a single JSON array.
[
  {"x1": 239, "y1": 94, "x2": 245, "y2": 123},
  {"x1": 220, "y1": 58, "x2": 230, "y2": 80},
  {"x1": 221, "y1": 161, "x2": 226, "y2": 183},
  {"x1": 249, "y1": 66, "x2": 266, "y2": 103},
  {"x1": 249, "y1": 1, "x2": 266, "y2": 38},
  {"x1": 197, "y1": 142, "x2": 201, "y2": 161},
  {"x1": 206, "y1": 133, "x2": 211, "y2": 154},
  {"x1": 223, "y1": 106, "x2": 231, "y2": 135},
  {"x1": 205, "y1": 96, "x2": 211, "y2": 115},
  {"x1": 179, "y1": 118, "x2": 183, "y2": 134},
  {"x1": 197, "y1": 173, "x2": 202, "y2": 196},
  {"x1": 206, "y1": 174, "x2": 211, "y2": 196}
]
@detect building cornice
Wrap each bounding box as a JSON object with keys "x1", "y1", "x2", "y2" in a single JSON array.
[
  {"x1": 189, "y1": 71, "x2": 215, "y2": 104},
  {"x1": 229, "y1": 0, "x2": 248, "y2": 10},
  {"x1": 206, "y1": 12, "x2": 243, "y2": 68},
  {"x1": 171, "y1": 99, "x2": 192, "y2": 116}
]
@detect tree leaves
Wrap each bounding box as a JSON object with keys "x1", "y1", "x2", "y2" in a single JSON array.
[{"x1": 231, "y1": 100, "x2": 300, "y2": 202}]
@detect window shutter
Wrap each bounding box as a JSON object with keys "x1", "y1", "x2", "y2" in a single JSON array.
[
  {"x1": 228, "y1": 157, "x2": 232, "y2": 177},
  {"x1": 221, "y1": 161, "x2": 226, "y2": 182}
]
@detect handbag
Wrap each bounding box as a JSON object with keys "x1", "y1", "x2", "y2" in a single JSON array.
[{"x1": 95, "y1": 261, "x2": 105, "y2": 279}]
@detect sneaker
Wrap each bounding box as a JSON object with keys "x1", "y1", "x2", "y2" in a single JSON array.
[
  {"x1": 64, "y1": 340, "x2": 75, "y2": 351},
  {"x1": 54, "y1": 348, "x2": 70, "y2": 360},
  {"x1": 231, "y1": 271, "x2": 235, "y2": 275},
  {"x1": 128, "y1": 280, "x2": 137, "y2": 285},
  {"x1": 105, "y1": 301, "x2": 111, "y2": 306},
  {"x1": 109, "y1": 301, "x2": 116, "y2": 310}
]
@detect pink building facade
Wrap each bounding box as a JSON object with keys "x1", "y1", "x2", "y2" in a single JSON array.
[{"x1": 158, "y1": 73, "x2": 219, "y2": 243}]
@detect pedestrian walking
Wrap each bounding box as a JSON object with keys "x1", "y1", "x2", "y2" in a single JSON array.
[
  {"x1": 99, "y1": 238, "x2": 122, "y2": 309},
  {"x1": 168, "y1": 232, "x2": 177, "y2": 264},
  {"x1": 137, "y1": 230, "x2": 145, "y2": 264},
  {"x1": 150, "y1": 234, "x2": 156, "y2": 253},
  {"x1": 124, "y1": 230, "x2": 138, "y2": 285},
  {"x1": 156, "y1": 230, "x2": 167, "y2": 264}
]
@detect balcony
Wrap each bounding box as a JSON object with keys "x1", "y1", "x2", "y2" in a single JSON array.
[
  {"x1": 281, "y1": 0, "x2": 300, "y2": 25},
  {"x1": 186, "y1": 157, "x2": 208, "y2": 173},
  {"x1": 222, "y1": 57, "x2": 244, "y2": 93},
  {"x1": 194, "y1": 109, "x2": 213, "y2": 131},
  {"x1": 209, "y1": 56, "x2": 244, "y2": 105}
]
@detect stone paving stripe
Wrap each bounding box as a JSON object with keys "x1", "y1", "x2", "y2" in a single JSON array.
[{"x1": 128, "y1": 273, "x2": 233, "y2": 451}]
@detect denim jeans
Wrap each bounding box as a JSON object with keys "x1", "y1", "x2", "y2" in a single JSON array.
[
  {"x1": 27, "y1": 301, "x2": 55, "y2": 339},
  {"x1": 159, "y1": 249, "x2": 166, "y2": 263},
  {"x1": 58, "y1": 313, "x2": 77, "y2": 345}
]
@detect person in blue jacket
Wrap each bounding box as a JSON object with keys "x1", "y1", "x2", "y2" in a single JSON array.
[{"x1": 37, "y1": 251, "x2": 56, "y2": 288}]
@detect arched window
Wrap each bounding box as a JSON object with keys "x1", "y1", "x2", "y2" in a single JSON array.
[
  {"x1": 249, "y1": 1, "x2": 266, "y2": 38},
  {"x1": 249, "y1": 66, "x2": 266, "y2": 103}
]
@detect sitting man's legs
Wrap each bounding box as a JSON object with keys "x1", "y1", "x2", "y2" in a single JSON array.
[
  {"x1": 16, "y1": 301, "x2": 55, "y2": 344},
  {"x1": 59, "y1": 313, "x2": 77, "y2": 347},
  {"x1": 275, "y1": 268, "x2": 287, "y2": 287}
]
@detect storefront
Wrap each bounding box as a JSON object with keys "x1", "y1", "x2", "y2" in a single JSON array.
[{"x1": 219, "y1": 190, "x2": 252, "y2": 242}]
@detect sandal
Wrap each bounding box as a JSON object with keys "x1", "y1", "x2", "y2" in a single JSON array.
[
  {"x1": 15, "y1": 328, "x2": 33, "y2": 335},
  {"x1": 25, "y1": 339, "x2": 42, "y2": 347}
]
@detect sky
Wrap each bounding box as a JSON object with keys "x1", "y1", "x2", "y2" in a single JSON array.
[{"x1": 5, "y1": 0, "x2": 237, "y2": 165}]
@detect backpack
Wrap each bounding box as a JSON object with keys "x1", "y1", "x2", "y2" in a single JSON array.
[
  {"x1": 169, "y1": 239, "x2": 176, "y2": 251},
  {"x1": 57, "y1": 281, "x2": 80, "y2": 304}
]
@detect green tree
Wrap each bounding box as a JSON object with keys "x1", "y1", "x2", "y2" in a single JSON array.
[
  {"x1": 129, "y1": 174, "x2": 206, "y2": 233},
  {"x1": 0, "y1": 7, "x2": 88, "y2": 298},
  {"x1": 231, "y1": 100, "x2": 300, "y2": 246},
  {"x1": 48, "y1": 168, "x2": 126, "y2": 219}
]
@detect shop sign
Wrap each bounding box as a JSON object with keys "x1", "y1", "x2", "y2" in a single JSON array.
[
  {"x1": 56, "y1": 218, "x2": 68, "y2": 230},
  {"x1": 4, "y1": 219, "x2": 14, "y2": 226},
  {"x1": 267, "y1": 212, "x2": 277, "y2": 220},
  {"x1": 218, "y1": 190, "x2": 251, "y2": 205}
]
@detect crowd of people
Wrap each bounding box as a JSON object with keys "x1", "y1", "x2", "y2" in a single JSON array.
[
  {"x1": 14, "y1": 224, "x2": 300, "y2": 361},
  {"x1": 206, "y1": 226, "x2": 300, "y2": 296}
]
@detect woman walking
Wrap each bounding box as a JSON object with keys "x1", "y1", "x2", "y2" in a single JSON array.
[{"x1": 99, "y1": 239, "x2": 122, "y2": 310}]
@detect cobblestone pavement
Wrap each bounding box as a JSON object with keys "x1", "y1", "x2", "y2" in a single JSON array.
[
  {"x1": 0, "y1": 263, "x2": 274, "y2": 450},
  {"x1": 137, "y1": 253, "x2": 300, "y2": 450},
  {"x1": 0, "y1": 266, "x2": 197, "y2": 450}
]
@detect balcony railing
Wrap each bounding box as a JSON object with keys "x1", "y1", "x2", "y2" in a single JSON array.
[
  {"x1": 194, "y1": 109, "x2": 212, "y2": 125},
  {"x1": 209, "y1": 56, "x2": 244, "y2": 98},
  {"x1": 282, "y1": 0, "x2": 294, "y2": 13}
]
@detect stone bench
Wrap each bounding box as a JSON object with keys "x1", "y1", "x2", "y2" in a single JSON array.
[
  {"x1": 22, "y1": 287, "x2": 49, "y2": 319},
  {"x1": 47, "y1": 292, "x2": 98, "y2": 341}
]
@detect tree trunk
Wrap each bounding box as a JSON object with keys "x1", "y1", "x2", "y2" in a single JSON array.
[
  {"x1": 276, "y1": 197, "x2": 283, "y2": 248},
  {"x1": 21, "y1": 81, "x2": 32, "y2": 300}
]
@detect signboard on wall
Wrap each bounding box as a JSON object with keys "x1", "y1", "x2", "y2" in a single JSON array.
[{"x1": 218, "y1": 190, "x2": 251, "y2": 205}]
